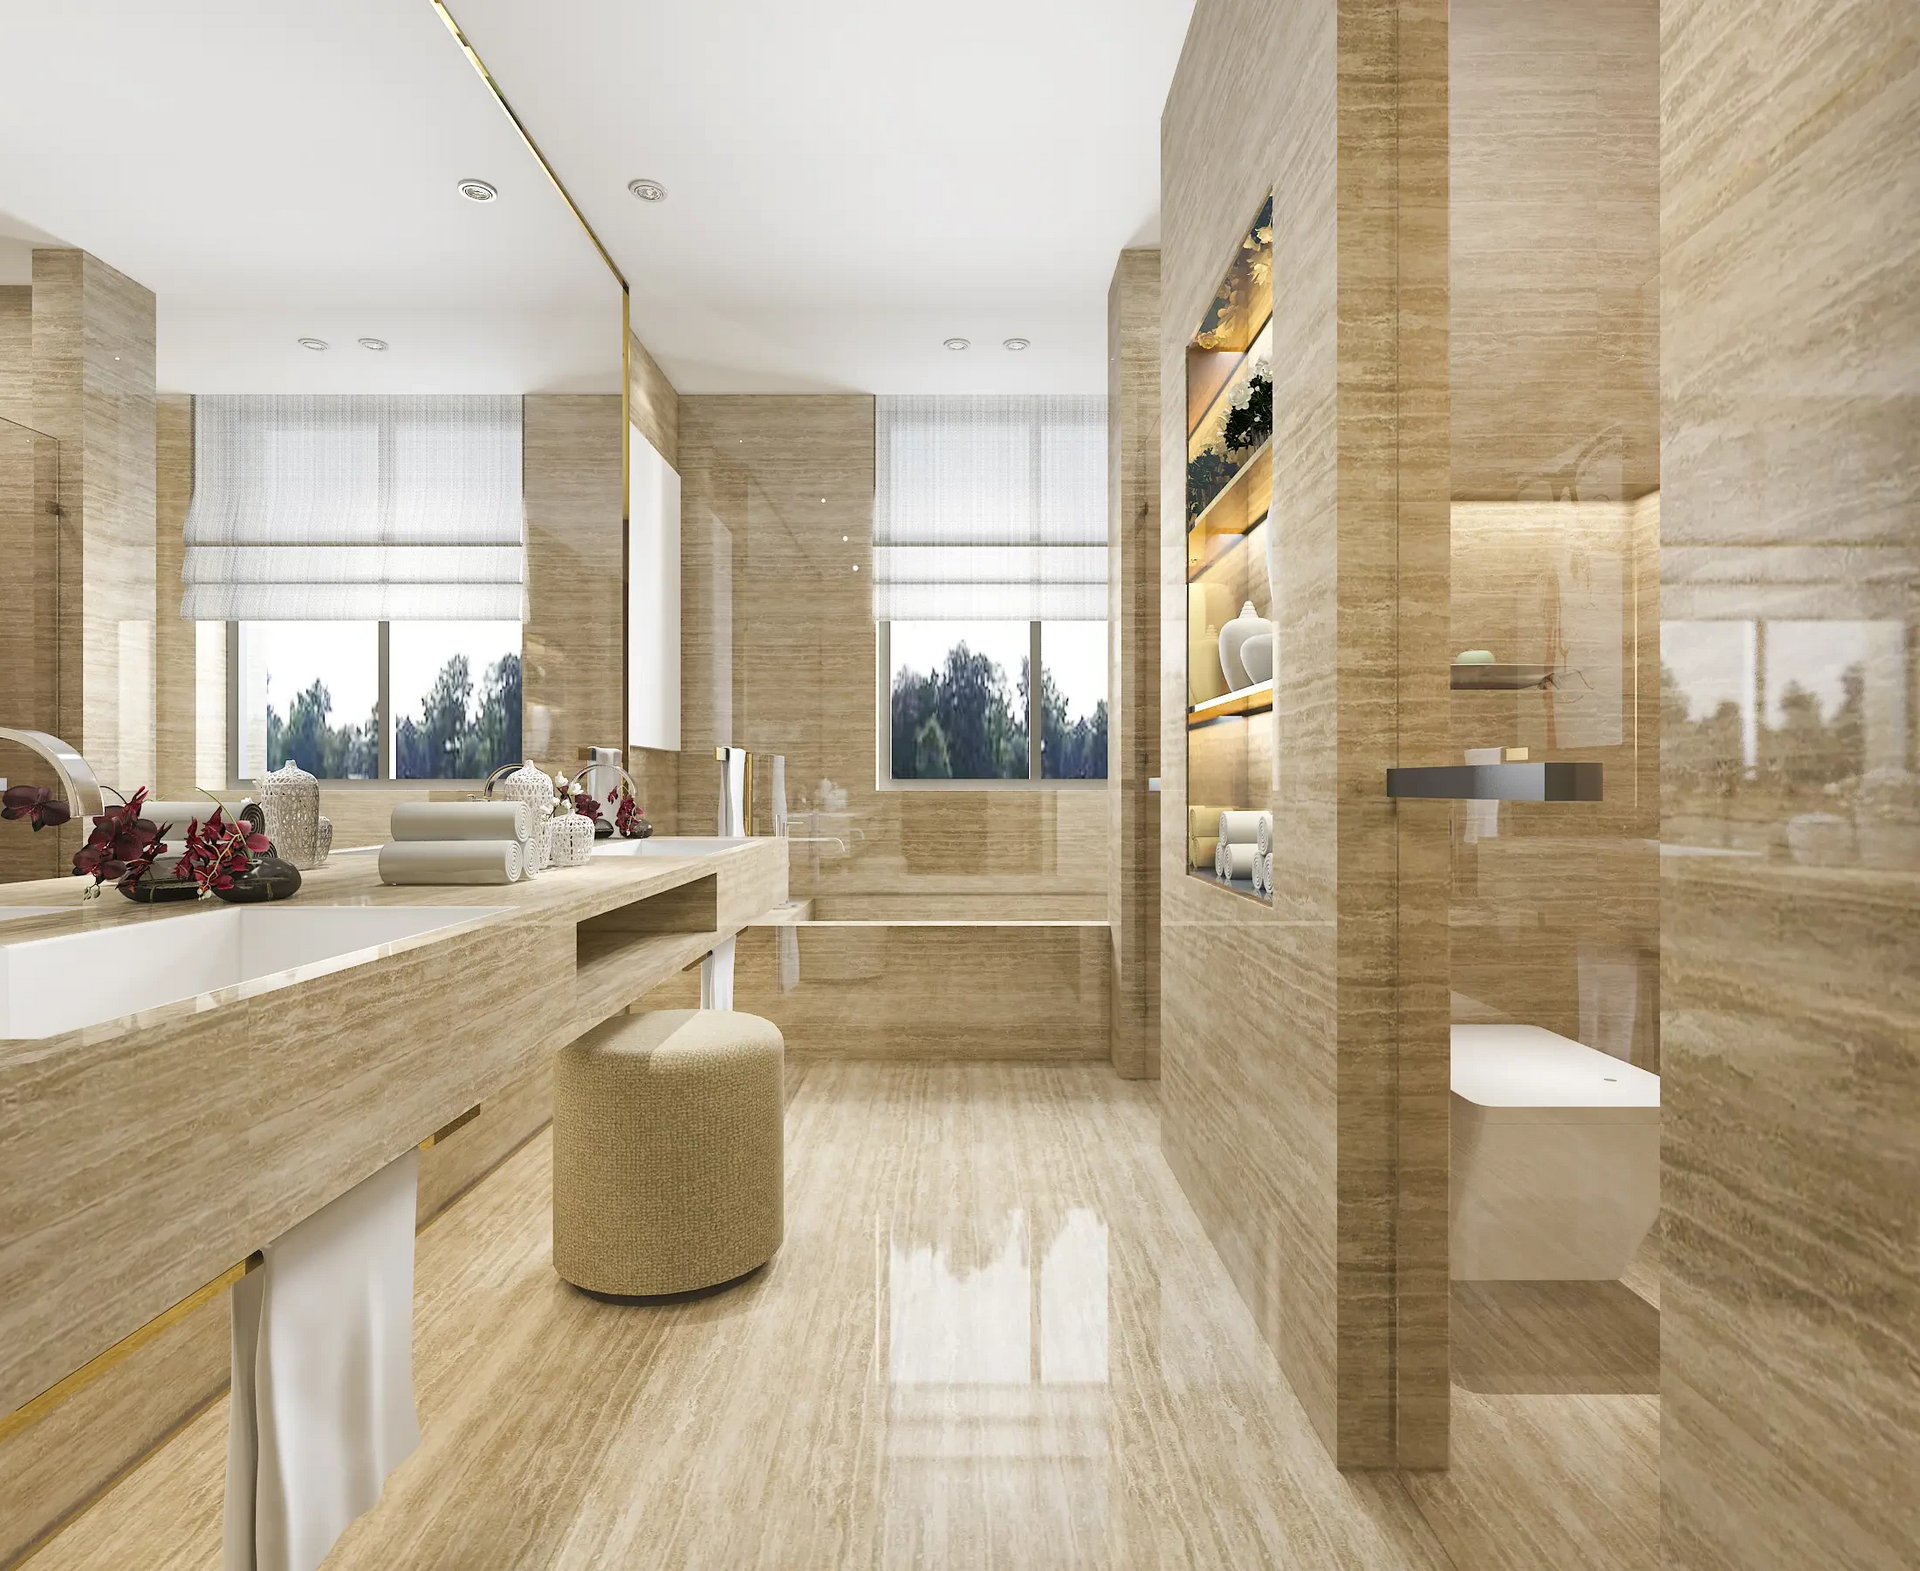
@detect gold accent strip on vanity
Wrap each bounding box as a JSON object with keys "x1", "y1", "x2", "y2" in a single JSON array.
[
  {"x1": 0, "y1": 1254, "x2": 262, "y2": 1446},
  {"x1": 0, "y1": 1101, "x2": 487, "y2": 1444}
]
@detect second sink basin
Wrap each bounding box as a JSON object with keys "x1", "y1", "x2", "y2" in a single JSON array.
[{"x1": 0, "y1": 904, "x2": 509, "y2": 1040}]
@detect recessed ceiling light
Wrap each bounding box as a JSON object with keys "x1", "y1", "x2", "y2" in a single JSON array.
[
  {"x1": 357, "y1": 337, "x2": 389, "y2": 352},
  {"x1": 297, "y1": 337, "x2": 329, "y2": 352},
  {"x1": 628, "y1": 178, "x2": 667, "y2": 203},
  {"x1": 1003, "y1": 337, "x2": 1031, "y2": 351},
  {"x1": 458, "y1": 178, "x2": 498, "y2": 203},
  {"x1": 943, "y1": 337, "x2": 970, "y2": 351}
]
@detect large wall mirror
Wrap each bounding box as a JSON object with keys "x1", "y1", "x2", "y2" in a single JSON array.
[{"x1": 0, "y1": 4, "x2": 626, "y2": 876}]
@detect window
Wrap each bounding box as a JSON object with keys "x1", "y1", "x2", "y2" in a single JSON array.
[
  {"x1": 235, "y1": 621, "x2": 521, "y2": 782},
  {"x1": 873, "y1": 395, "x2": 1108, "y2": 786}
]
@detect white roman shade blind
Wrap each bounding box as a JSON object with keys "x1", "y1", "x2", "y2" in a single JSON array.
[
  {"x1": 181, "y1": 394, "x2": 527, "y2": 621},
  {"x1": 872, "y1": 394, "x2": 1108, "y2": 620}
]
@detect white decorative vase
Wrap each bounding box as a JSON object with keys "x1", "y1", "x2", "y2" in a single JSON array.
[
  {"x1": 547, "y1": 808, "x2": 594, "y2": 868},
  {"x1": 258, "y1": 762, "x2": 321, "y2": 869},
  {"x1": 489, "y1": 762, "x2": 556, "y2": 875},
  {"x1": 1239, "y1": 632, "x2": 1275, "y2": 685},
  {"x1": 314, "y1": 816, "x2": 333, "y2": 867},
  {"x1": 1218, "y1": 603, "x2": 1269, "y2": 691}
]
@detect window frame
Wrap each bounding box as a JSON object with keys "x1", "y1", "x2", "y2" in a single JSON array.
[
  {"x1": 228, "y1": 620, "x2": 522, "y2": 788},
  {"x1": 875, "y1": 619, "x2": 1108, "y2": 792}
]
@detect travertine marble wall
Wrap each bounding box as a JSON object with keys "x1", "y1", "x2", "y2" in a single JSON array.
[
  {"x1": 676, "y1": 395, "x2": 1109, "y2": 913},
  {"x1": 1449, "y1": 0, "x2": 1659, "y2": 501},
  {"x1": 1159, "y1": 0, "x2": 1451, "y2": 1468},
  {"x1": 32, "y1": 249, "x2": 157, "y2": 799},
  {"x1": 1108, "y1": 249, "x2": 1161, "y2": 1079},
  {"x1": 523, "y1": 393, "x2": 625, "y2": 773},
  {"x1": 1660, "y1": 0, "x2": 1920, "y2": 1564}
]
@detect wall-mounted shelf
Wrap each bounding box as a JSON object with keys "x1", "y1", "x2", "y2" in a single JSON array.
[
  {"x1": 1190, "y1": 679, "x2": 1274, "y2": 725},
  {"x1": 1385, "y1": 762, "x2": 1603, "y2": 802},
  {"x1": 1450, "y1": 663, "x2": 1560, "y2": 691},
  {"x1": 1187, "y1": 869, "x2": 1268, "y2": 904},
  {"x1": 1187, "y1": 438, "x2": 1272, "y2": 559}
]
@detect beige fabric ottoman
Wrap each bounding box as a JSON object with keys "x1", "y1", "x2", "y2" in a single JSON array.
[{"x1": 553, "y1": 1008, "x2": 785, "y2": 1295}]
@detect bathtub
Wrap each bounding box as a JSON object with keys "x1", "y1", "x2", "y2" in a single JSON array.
[{"x1": 656, "y1": 895, "x2": 1111, "y2": 1060}]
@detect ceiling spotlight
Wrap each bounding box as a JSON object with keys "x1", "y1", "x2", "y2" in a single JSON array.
[
  {"x1": 943, "y1": 337, "x2": 970, "y2": 351},
  {"x1": 1003, "y1": 337, "x2": 1031, "y2": 352},
  {"x1": 357, "y1": 337, "x2": 389, "y2": 352},
  {"x1": 297, "y1": 337, "x2": 329, "y2": 352},
  {"x1": 628, "y1": 178, "x2": 667, "y2": 203},
  {"x1": 458, "y1": 178, "x2": 498, "y2": 203}
]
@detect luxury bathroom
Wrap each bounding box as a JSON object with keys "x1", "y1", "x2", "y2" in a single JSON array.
[{"x1": 0, "y1": 4, "x2": 1912, "y2": 1570}]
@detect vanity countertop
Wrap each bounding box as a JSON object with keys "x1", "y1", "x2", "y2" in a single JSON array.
[{"x1": 0, "y1": 835, "x2": 787, "y2": 1421}]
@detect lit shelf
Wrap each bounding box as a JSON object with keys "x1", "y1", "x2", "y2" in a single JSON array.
[
  {"x1": 1189, "y1": 679, "x2": 1274, "y2": 724},
  {"x1": 1187, "y1": 511, "x2": 1270, "y2": 583},
  {"x1": 1187, "y1": 869, "x2": 1270, "y2": 905},
  {"x1": 1187, "y1": 436, "x2": 1272, "y2": 554},
  {"x1": 1450, "y1": 663, "x2": 1560, "y2": 691}
]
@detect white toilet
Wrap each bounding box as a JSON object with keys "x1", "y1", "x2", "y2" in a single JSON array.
[{"x1": 1450, "y1": 1023, "x2": 1660, "y2": 1281}]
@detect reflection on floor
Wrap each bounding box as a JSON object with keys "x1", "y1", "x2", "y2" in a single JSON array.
[{"x1": 33, "y1": 1064, "x2": 1655, "y2": 1570}]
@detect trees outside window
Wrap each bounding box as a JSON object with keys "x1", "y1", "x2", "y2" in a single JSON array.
[
  {"x1": 239, "y1": 621, "x2": 522, "y2": 782},
  {"x1": 884, "y1": 621, "x2": 1106, "y2": 784}
]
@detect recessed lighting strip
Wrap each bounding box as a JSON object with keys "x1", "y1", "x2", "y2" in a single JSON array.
[{"x1": 428, "y1": 0, "x2": 626, "y2": 291}]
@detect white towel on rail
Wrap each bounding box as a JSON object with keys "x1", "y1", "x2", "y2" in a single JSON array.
[{"x1": 226, "y1": 1150, "x2": 421, "y2": 1571}]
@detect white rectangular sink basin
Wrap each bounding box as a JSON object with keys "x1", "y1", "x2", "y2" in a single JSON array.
[
  {"x1": 0, "y1": 904, "x2": 508, "y2": 1039},
  {"x1": 589, "y1": 836, "x2": 748, "y2": 858}
]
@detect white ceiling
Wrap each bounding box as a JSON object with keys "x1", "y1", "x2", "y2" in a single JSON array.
[
  {"x1": 0, "y1": 2, "x2": 1191, "y2": 397},
  {"x1": 0, "y1": 3, "x2": 620, "y2": 392},
  {"x1": 448, "y1": 0, "x2": 1195, "y2": 394}
]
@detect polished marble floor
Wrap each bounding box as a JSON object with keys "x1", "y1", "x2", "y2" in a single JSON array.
[{"x1": 33, "y1": 1063, "x2": 1655, "y2": 1569}]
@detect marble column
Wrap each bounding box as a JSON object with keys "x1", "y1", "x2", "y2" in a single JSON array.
[{"x1": 1108, "y1": 248, "x2": 1161, "y2": 1080}]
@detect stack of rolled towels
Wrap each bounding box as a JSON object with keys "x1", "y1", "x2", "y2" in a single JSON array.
[
  {"x1": 1188, "y1": 805, "x2": 1224, "y2": 871},
  {"x1": 378, "y1": 801, "x2": 534, "y2": 886},
  {"x1": 1212, "y1": 809, "x2": 1274, "y2": 895}
]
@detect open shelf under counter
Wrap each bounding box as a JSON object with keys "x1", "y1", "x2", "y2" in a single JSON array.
[{"x1": 1189, "y1": 678, "x2": 1274, "y2": 725}]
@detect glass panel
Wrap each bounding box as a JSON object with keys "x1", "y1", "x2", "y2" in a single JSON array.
[
  {"x1": 390, "y1": 621, "x2": 522, "y2": 780},
  {"x1": 1040, "y1": 621, "x2": 1109, "y2": 779},
  {"x1": 239, "y1": 621, "x2": 379, "y2": 779},
  {"x1": 887, "y1": 620, "x2": 1028, "y2": 781}
]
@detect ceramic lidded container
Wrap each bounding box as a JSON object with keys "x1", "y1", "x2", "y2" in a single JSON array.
[
  {"x1": 547, "y1": 806, "x2": 594, "y2": 868},
  {"x1": 1218, "y1": 602, "x2": 1271, "y2": 690},
  {"x1": 258, "y1": 762, "x2": 321, "y2": 869}
]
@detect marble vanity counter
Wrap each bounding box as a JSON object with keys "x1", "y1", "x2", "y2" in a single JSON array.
[{"x1": 0, "y1": 837, "x2": 786, "y2": 1421}]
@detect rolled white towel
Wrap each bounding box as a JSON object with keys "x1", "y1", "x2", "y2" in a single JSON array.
[
  {"x1": 377, "y1": 840, "x2": 523, "y2": 886},
  {"x1": 389, "y1": 801, "x2": 530, "y2": 844},
  {"x1": 1220, "y1": 842, "x2": 1259, "y2": 882},
  {"x1": 1214, "y1": 839, "x2": 1227, "y2": 877},
  {"x1": 1218, "y1": 810, "x2": 1266, "y2": 845},
  {"x1": 1255, "y1": 813, "x2": 1273, "y2": 856},
  {"x1": 1259, "y1": 851, "x2": 1275, "y2": 896}
]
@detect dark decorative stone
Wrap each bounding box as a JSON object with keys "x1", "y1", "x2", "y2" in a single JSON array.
[
  {"x1": 213, "y1": 854, "x2": 302, "y2": 904},
  {"x1": 593, "y1": 817, "x2": 615, "y2": 839},
  {"x1": 119, "y1": 868, "x2": 202, "y2": 904}
]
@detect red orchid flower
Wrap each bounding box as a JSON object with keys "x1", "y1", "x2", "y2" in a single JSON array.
[
  {"x1": 172, "y1": 808, "x2": 271, "y2": 898},
  {"x1": 613, "y1": 786, "x2": 646, "y2": 838},
  {"x1": 572, "y1": 790, "x2": 603, "y2": 824},
  {"x1": 72, "y1": 786, "x2": 171, "y2": 897},
  {"x1": 1, "y1": 783, "x2": 72, "y2": 831}
]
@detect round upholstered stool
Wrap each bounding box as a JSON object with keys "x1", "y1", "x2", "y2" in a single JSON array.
[{"x1": 552, "y1": 1008, "x2": 784, "y2": 1296}]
